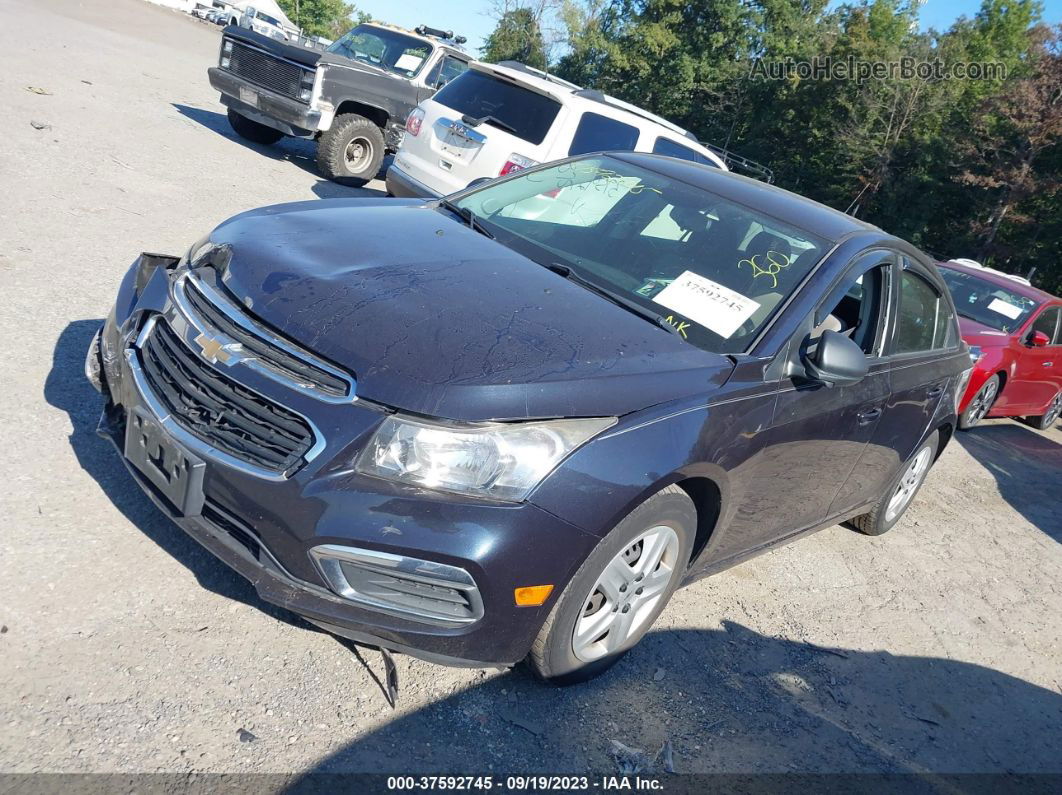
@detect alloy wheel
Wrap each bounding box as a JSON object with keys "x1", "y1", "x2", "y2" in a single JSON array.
[
  {"x1": 885, "y1": 446, "x2": 933, "y2": 522},
  {"x1": 572, "y1": 525, "x2": 680, "y2": 663},
  {"x1": 967, "y1": 379, "x2": 998, "y2": 424},
  {"x1": 1043, "y1": 391, "x2": 1062, "y2": 427}
]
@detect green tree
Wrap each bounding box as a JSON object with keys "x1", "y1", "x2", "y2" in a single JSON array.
[
  {"x1": 276, "y1": 0, "x2": 368, "y2": 39},
  {"x1": 482, "y1": 7, "x2": 549, "y2": 69}
]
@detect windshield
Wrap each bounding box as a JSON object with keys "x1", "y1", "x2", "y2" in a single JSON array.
[
  {"x1": 253, "y1": 10, "x2": 280, "y2": 26},
  {"x1": 454, "y1": 156, "x2": 828, "y2": 354},
  {"x1": 327, "y1": 25, "x2": 432, "y2": 78},
  {"x1": 938, "y1": 267, "x2": 1039, "y2": 332}
]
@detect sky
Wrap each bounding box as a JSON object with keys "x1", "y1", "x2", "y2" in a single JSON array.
[{"x1": 350, "y1": 0, "x2": 1062, "y2": 53}]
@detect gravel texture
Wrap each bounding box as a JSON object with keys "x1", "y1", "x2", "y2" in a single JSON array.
[{"x1": 1, "y1": 0, "x2": 1060, "y2": 778}]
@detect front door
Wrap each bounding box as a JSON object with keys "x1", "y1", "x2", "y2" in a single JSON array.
[
  {"x1": 832, "y1": 259, "x2": 959, "y2": 515},
  {"x1": 1007, "y1": 306, "x2": 1062, "y2": 412},
  {"x1": 712, "y1": 252, "x2": 894, "y2": 559}
]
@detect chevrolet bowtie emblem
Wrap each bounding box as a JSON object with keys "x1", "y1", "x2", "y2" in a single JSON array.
[{"x1": 194, "y1": 334, "x2": 233, "y2": 364}]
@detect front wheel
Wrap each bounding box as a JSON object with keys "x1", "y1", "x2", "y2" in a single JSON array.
[
  {"x1": 850, "y1": 431, "x2": 939, "y2": 536},
  {"x1": 316, "y1": 114, "x2": 385, "y2": 186},
  {"x1": 959, "y1": 374, "x2": 999, "y2": 429},
  {"x1": 525, "y1": 485, "x2": 695, "y2": 685},
  {"x1": 1027, "y1": 390, "x2": 1062, "y2": 430},
  {"x1": 226, "y1": 108, "x2": 284, "y2": 145}
]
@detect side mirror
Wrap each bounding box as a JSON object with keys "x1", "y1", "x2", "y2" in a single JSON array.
[
  {"x1": 1030, "y1": 330, "x2": 1050, "y2": 347},
  {"x1": 802, "y1": 330, "x2": 868, "y2": 387}
]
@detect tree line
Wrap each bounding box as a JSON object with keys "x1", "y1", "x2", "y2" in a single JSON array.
[{"x1": 481, "y1": 0, "x2": 1061, "y2": 296}]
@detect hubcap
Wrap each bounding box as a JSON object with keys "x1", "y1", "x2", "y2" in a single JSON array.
[
  {"x1": 968, "y1": 379, "x2": 998, "y2": 424},
  {"x1": 572, "y1": 525, "x2": 680, "y2": 663},
  {"x1": 885, "y1": 446, "x2": 932, "y2": 522},
  {"x1": 344, "y1": 136, "x2": 372, "y2": 172}
]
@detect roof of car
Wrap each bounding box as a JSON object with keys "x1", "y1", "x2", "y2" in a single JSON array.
[
  {"x1": 609, "y1": 151, "x2": 878, "y2": 242},
  {"x1": 937, "y1": 259, "x2": 1059, "y2": 303}
]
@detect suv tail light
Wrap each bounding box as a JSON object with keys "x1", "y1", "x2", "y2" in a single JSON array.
[
  {"x1": 500, "y1": 153, "x2": 537, "y2": 176},
  {"x1": 405, "y1": 107, "x2": 425, "y2": 137}
]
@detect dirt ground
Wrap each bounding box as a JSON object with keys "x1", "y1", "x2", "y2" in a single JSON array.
[{"x1": 1, "y1": 0, "x2": 1060, "y2": 780}]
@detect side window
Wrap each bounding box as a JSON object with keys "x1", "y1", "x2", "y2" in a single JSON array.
[
  {"x1": 427, "y1": 56, "x2": 467, "y2": 88},
  {"x1": 568, "y1": 113, "x2": 640, "y2": 156},
  {"x1": 651, "y1": 137, "x2": 718, "y2": 167},
  {"x1": 1031, "y1": 307, "x2": 1061, "y2": 344},
  {"x1": 815, "y1": 263, "x2": 890, "y2": 355},
  {"x1": 893, "y1": 268, "x2": 954, "y2": 354}
]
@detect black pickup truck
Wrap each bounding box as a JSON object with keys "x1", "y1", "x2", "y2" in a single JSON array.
[{"x1": 208, "y1": 22, "x2": 471, "y2": 185}]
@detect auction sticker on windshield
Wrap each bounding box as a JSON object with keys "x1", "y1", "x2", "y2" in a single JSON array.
[
  {"x1": 987, "y1": 298, "x2": 1022, "y2": 320},
  {"x1": 653, "y1": 271, "x2": 759, "y2": 338}
]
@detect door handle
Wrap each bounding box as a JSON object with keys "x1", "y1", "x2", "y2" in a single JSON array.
[
  {"x1": 857, "y1": 407, "x2": 882, "y2": 425},
  {"x1": 927, "y1": 386, "x2": 944, "y2": 397},
  {"x1": 1043, "y1": 362, "x2": 1054, "y2": 367}
]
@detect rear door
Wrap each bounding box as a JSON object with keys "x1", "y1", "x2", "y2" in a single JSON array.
[{"x1": 410, "y1": 68, "x2": 563, "y2": 188}]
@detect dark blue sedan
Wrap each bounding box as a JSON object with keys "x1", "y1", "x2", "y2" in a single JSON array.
[{"x1": 88, "y1": 152, "x2": 972, "y2": 683}]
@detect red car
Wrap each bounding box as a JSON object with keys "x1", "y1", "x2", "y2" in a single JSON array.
[{"x1": 938, "y1": 260, "x2": 1062, "y2": 430}]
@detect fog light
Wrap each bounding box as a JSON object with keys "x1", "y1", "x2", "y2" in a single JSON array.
[
  {"x1": 221, "y1": 56, "x2": 231, "y2": 68},
  {"x1": 299, "y1": 87, "x2": 311, "y2": 101}
]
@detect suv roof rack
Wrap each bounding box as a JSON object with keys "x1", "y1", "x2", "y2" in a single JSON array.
[
  {"x1": 415, "y1": 25, "x2": 466, "y2": 45},
  {"x1": 494, "y1": 61, "x2": 581, "y2": 89},
  {"x1": 701, "y1": 144, "x2": 774, "y2": 183}
]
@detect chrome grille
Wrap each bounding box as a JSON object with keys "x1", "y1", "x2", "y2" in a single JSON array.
[
  {"x1": 173, "y1": 270, "x2": 354, "y2": 402},
  {"x1": 224, "y1": 39, "x2": 309, "y2": 100},
  {"x1": 139, "y1": 319, "x2": 314, "y2": 473}
]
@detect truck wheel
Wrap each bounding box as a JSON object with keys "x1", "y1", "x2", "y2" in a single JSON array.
[
  {"x1": 227, "y1": 108, "x2": 284, "y2": 145},
  {"x1": 317, "y1": 114, "x2": 385, "y2": 186}
]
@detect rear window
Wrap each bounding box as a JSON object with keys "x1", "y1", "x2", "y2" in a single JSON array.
[
  {"x1": 568, "y1": 112, "x2": 640, "y2": 156},
  {"x1": 652, "y1": 137, "x2": 718, "y2": 167},
  {"x1": 432, "y1": 70, "x2": 561, "y2": 145}
]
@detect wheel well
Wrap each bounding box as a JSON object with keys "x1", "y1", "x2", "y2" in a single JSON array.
[
  {"x1": 995, "y1": 369, "x2": 1007, "y2": 395},
  {"x1": 334, "y1": 101, "x2": 388, "y2": 129},
  {"x1": 674, "y1": 477, "x2": 722, "y2": 569},
  {"x1": 934, "y1": 422, "x2": 954, "y2": 460}
]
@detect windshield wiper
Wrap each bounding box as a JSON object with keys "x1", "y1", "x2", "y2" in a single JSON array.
[
  {"x1": 545, "y1": 262, "x2": 681, "y2": 337},
  {"x1": 437, "y1": 198, "x2": 495, "y2": 239},
  {"x1": 461, "y1": 114, "x2": 518, "y2": 135}
]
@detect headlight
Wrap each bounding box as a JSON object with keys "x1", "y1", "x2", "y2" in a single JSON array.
[{"x1": 355, "y1": 415, "x2": 616, "y2": 501}]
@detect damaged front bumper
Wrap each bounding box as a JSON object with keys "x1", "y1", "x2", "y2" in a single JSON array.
[{"x1": 89, "y1": 254, "x2": 598, "y2": 667}]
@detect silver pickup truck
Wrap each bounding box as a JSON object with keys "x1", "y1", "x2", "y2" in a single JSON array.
[{"x1": 208, "y1": 22, "x2": 470, "y2": 185}]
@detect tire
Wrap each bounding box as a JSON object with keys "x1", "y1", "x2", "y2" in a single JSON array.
[
  {"x1": 1026, "y1": 390, "x2": 1062, "y2": 430},
  {"x1": 226, "y1": 108, "x2": 284, "y2": 145},
  {"x1": 959, "y1": 374, "x2": 999, "y2": 430},
  {"x1": 316, "y1": 114, "x2": 385, "y2": 186},
  {"x1": 850, "y1": 431, "x2": 939, "y2": 536},
  {"x1": 525, "y1": 485, "x2": 695, "y2": 685}
]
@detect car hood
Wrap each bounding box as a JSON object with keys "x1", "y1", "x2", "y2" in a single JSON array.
[
  {"x1": 958, "y1": 315, "x2": 1012, "y2": 346},
  {"x1": 209, "y1": 199, "x2": 733, "y2": 421}
]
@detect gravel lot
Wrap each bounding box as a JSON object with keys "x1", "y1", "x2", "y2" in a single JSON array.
[{"x1": 1, "y1": 0, "x2": 1060, "y2": 780}]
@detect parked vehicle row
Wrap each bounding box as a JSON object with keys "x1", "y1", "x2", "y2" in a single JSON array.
[
  {"x1": 206, "y1": 23, "x2": 777, "y2": 189},
  {"x1": 86, "y1": 151, "x2": 975, "y2": 683}
]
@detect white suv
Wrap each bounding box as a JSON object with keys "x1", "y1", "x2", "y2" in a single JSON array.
[{"x1": 386, "y1": 61, "x2": 728, "y2": 198}]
